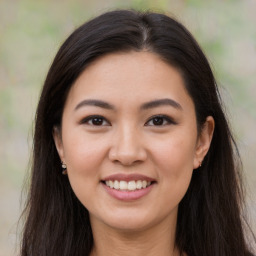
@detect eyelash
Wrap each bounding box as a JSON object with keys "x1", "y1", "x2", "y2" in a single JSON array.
[
  {"x1": 80, "y1": 114, "x2": 176, "y2": 127},
  {"x1": 145, "y1": 115, "x2": 176, "y2": 126},
  {"x1": 80, "y1": 115, "x2": 110, "y2": 126}
]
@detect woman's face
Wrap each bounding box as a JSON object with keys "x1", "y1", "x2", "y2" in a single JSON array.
[{"x1": 54, "y1": 51, "x2": 214, "y2": 232}]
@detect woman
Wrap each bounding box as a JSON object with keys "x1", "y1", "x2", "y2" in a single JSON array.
[{"x1": 20, "y1": 10, "x2": 255, "y2": 256}]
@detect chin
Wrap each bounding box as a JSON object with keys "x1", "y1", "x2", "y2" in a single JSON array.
[
  {"x1": 92, "y1": 206, "x2": 175, "y2": 233},
  {"x1": 106, "y1": 218, "x2": 153, "y2": 232}
]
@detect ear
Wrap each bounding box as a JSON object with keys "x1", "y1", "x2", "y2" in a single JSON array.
[
  {"x1": 53, "y1": 126, "x2": 65, "y2": 162},
  {"x1": 193, "y1": 116, "x2": 215, "y2": 169}
]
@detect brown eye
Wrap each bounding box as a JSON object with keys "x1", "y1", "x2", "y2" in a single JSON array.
[
  {"x1": 81, "y1": 115, "x2": 110, "y2": 126},
  {"x1": 152, "y1": 117, "x2": 164, "y2": 125},
  {"x1": 145, "y1": 115, "x2": 176, "y2": 126},
  {"x1": 91, "y1": 117, "x2": 104, "y2": 125}
]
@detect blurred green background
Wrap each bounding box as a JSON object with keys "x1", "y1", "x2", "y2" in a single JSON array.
[{"x1": 0, "y1": 0, "x2": 255, "y2": 255}]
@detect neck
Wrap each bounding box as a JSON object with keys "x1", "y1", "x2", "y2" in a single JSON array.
[{"x1": 90, "y1": 216, "x2": 181, "y2": 256}]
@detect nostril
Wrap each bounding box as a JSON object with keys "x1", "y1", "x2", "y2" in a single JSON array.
[{"x1": 108, "y1": 146, "x2": 147, "y2": 165}]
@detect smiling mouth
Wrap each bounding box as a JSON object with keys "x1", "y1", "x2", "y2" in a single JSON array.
[{"x1": 102, "y1": 180, "x2": 154, "y2": 191}]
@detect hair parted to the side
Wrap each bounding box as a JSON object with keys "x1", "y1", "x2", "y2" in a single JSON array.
[{"x1": 20, "y1": 9, "x2": 255, "y2": 256}]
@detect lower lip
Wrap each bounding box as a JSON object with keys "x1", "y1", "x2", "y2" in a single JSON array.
[{"x1": 102, "y1": 182, "x2": 154, "y2": 201}]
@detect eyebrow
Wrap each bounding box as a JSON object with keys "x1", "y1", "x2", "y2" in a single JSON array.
[
  {"x1": 74, "y1": 99, "x2": 115, "y2": 111},
  {"x1": 140, "y1": 98, "x2": 182, "y2": 110},
  {"x1": 74, "y1": 98, "x2": 182, "y2": 111}
]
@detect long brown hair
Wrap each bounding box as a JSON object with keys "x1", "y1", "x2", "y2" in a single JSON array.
[{"x1": 20, "y1": 10, "x2": 255, "y2": 256}]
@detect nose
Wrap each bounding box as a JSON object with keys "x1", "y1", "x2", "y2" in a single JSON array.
[{"x1": 108, "y1": 125, "x2": 147, "y2": 166}]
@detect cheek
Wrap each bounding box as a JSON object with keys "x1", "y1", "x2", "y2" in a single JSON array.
[
  {"x1": 150, "y1": 135, "x2": 195, "y2": 200},
  {"x1": 62, "y1": 129, "x2": 107, "y2": 173},
  {"x1": 152, "y1": 134, "x2": 196, "y2": 172},
  {"x1": 158, "y1": 143, "x2": 194, "y2": 187},
  {"x1": 63, "y1": 140, "x2": 105, "y2": 210},
  {"x1": 61, "y1": 132, "x2": 107, "y2": 202}
]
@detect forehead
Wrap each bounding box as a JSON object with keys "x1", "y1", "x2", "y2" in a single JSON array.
[{"x1": 65, "y1": 51, "x2": 194, "y2": 111}]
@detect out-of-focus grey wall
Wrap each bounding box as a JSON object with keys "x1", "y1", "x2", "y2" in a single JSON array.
[{"x1": 0, "y1": 0, "x2": 255, "y2": 255}]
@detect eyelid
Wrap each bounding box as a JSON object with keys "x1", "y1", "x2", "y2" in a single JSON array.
[
  {"x1": 145, "y1": 114, "x2": 177, "y2": 126},
  {"x1": 80, "y1": 115, "x2": 111, "y2": 126},
  {"x1": 79, "y1": 114, "x2": 176, "y2": 126}
]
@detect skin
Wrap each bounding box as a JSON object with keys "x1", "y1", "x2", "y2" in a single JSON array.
[{"x1": 53, "y1": 51, "x2": 214, "y2": 256}]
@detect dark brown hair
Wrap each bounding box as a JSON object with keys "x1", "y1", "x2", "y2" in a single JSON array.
[{"x1": 20, "y1": 9, "x2": 255, "y2": 256}]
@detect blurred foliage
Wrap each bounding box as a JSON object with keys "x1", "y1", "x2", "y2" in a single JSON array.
[
  {"x1": 130, "y1": 0, "x2": 169, "y2": 10},
  {"x1": 0, "y1": 0, "x2": 255, "y2": 255}
]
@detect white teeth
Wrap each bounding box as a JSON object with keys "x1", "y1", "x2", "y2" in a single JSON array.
[
  {"x1": 119, "y1": 181, "x2": 128, "y2": 190},
  {"x1": 105, "y1": 180, "x2": 152, "y2": 191},
  {"x1": 128, "y1": 181, "x2": 136, "y2": 191},
  {"x1": 109, "y1": 180, "x2": 114, "y2": 188},
  {"x1": 136, "y1": 180, "x2": 142, "y2": 189},
  {"x1": 114, "y1": 180, "x2": 119, "y2": 190}
]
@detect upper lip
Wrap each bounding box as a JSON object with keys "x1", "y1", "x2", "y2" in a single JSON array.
[{"x1": 102, "y1": 173, "x2": 155, "y2": 182}]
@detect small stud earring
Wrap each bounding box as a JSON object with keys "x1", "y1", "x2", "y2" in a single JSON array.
[
  {"x1": 199, "y1": 161, "x2": 202, "y2": 167},
  {"x1": 61, "y1": 161, "x2": 67, "y2": 175}
]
